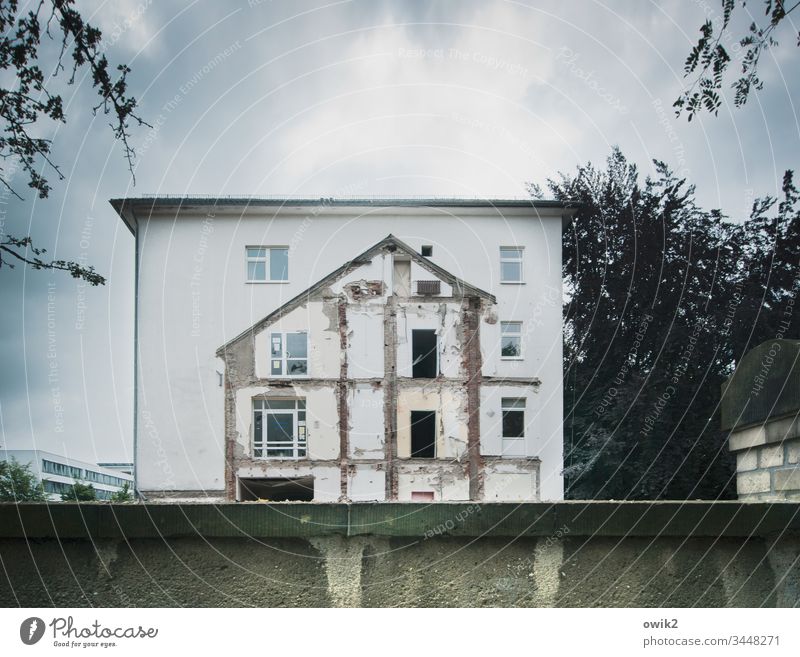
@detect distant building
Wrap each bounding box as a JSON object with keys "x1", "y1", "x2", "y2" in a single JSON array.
[
  {"x1": 98, "y1": 462, "x2": 134, "y2": 476},
  {"x1": 0, "y1": 450, "x2": 133, "y2": 501}
]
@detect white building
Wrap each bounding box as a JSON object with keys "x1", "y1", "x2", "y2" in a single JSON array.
[
  {"x1": 111, "y1": 198, "x2": 573, "y2": 502},
  {"x1": 1, "y1": 450, "x2": 134, "y2": 500}
]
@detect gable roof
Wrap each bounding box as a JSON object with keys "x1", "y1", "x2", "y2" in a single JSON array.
[{"x1": 216, "y1": 234, "x2": 496, "y2": 356}]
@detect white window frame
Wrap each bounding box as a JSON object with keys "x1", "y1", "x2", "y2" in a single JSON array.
[
  {"x1": 501, "y1": 397, "x2": 526, "y2": 457},
  {"x1": 500, "y1": 321, "x2": 523, "y2": 360},
  {"x1": 246, "y1": 246, "x2": 289, "y2": 283},
  {"x1": 500, "y1": 246, "x2": 524, "y2": 284},
  {"x1": 253, "y1": 398, "x2": 307, "y2": 459},
  {"x1": 269, "y1": 331, "x2": 309, "y2": 377}
]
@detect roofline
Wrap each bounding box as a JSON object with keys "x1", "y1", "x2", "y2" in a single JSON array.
[{"x1": 110, "y1": 196, "x2": 579, "y2": 235}]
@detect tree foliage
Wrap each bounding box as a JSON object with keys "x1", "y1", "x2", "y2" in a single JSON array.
[
  {"x1": 0, "y1": 0, "x2": 147, "y2": 284},
  {"x1": 675, "y1": 0, "x2": 799, "y2": 119},
  {"x1": 109, "y1": 481, "x2": 133, "y2": 502},
  {"x1": 0, "y1": 457, "x2": 47, "y2": 501},
  {"x1": 538, "y1": 148, "x2": 799, "y2": 499},
  {"x1": 60, "y1": 480, "x2": 97, "y2": 501}
]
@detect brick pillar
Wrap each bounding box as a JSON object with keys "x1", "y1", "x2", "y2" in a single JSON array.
[
  {"x1": 729, "y1": 414, "x2": 800, "y2": 500},
  {"x1": 462, "y1": 297, "x2": 484, "y2": 501}
]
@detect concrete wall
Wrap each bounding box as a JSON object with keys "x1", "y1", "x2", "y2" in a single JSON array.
[
  {"x1": 1, "y1": 502, "x2": 798, "y2": 607},
  {"x1": 134, "y1": 205, "x2": 565, "y2": 498}
]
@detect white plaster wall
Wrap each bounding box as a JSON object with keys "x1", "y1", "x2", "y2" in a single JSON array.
[
  {"x1": 409, "y1": 260, "x2": 453, "y2": 296},
  {"x1": 483, "y1": 462, "x2": 539, "y2": 501},
  {"x1": 396, "y1": 464, "x2": 470, "y2": 501},
  {"x1": 135, "y1": 206, "x2": 564, "y2": 498},
  {"x1": 348, "y1": 464, "x2": 386, "y2": 501},
  {"x1": 348, "y1": 385, "x2": 384, "y2": 458},
  {"x1": 253, "y1": 301, "x2": 340, "y2": 380},
  {"x1": 346, "y1": 308, "x2": 384, "y2": 379},
  {"x1": 329, "y1": 253, "x2": 391, "y2": 294},
  {"x1": 479, "y1": 385, "x2": 542, "y2": 458},
  {"x1": 396, "y1": 387, "x2": 468, "y2": 459},
  {"x1": 234, "y1": 385, "x2": 339, "y2": 460},
  {"x1": 396, "y1": 301, "x2": 463, "y2": 378}
]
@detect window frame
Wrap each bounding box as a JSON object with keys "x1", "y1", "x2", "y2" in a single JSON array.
[
  {"x1": 269, "y1": 330, "x2": 309, "y2": 378},
  {"x1": 246, "y1": 246, "x2": 290, "y2": 283},
  {"x1": 500, "y1": 321, "x2": 524, "y2": 360},
  {"x1": 500, "y1": 246, "x2": 524, "y2": 284},
  {"x1": 253, "y1": 398, "x2": 307, "y2": 460},
  {"x1": 501, "y1": 397, "x2": 526, "y2": 457}
]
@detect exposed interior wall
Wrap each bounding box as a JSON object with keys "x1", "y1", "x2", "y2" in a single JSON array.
[
  {"x1": 396, "y1": 386, "x2": 469, "y2": 460},
  {"x1": 395, "y1": 462, "x2": 470, "y2": 501},
  {"x1": 396, "y1": 301, "x2": 463, "y2": 378},
  {"x1": 483, "y1": 459, "x2": 540, "y2": 501},
  {"x1": 253, "y1": 301, "x2": 340, "y2": 379},
  {"x1": 348, "y1": 385, "x2": 385, "y2": 459},
  {"x1": 233, "y1": 385, "x2": 339, "y2": 461}
]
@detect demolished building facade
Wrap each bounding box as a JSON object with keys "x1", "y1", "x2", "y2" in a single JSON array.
[{"x1": 111, "y1": 198, "x2": 572, "y2": 502}]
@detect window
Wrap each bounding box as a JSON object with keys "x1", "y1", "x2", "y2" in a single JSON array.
[
  {"x1": 42, "y1": 459, "x2": 83, "y2": 479},
  {"x1": 253, "y1": 399, "x2": 307, "y2": 459},
  {"x1": 501, "y1": 321, "x2": 523, "y2": 358},
  {"x1": 270, "y1": 331, "x2": 308, "y2": 376},
  {"x1": 420, "y1": 245, "x2": 433, "y2": 257},
  {"x1": 410, "y1": 410, "x2": 436, "y2": 458},
  {"x1": 501, "y1": 398, "x2": 526, "y2": 457},
  {"x1": 500, "y1": 247, "x2": 524, "y2": 283},
  {"x1": 411, "y1": 329, "x2": 437, "y2": 378},
  {"x1": 84, "y1": 470, "x2": 129, "y2": 487},
  {"x1": 247, "y1": 247, "x2": 289, "y2": 282}
]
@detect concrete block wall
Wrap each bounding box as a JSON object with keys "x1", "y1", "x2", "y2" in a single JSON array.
[
  {"x1": 1, "y1": 502, "x2": 799, "y2": 607},
  {"x1": 730, "y1": 414, "x2": 800, "y2": 500}
]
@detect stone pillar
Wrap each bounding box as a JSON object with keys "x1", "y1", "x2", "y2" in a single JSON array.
[
  {"x1": 729, "y1": 415, "x2": 800, "y2": 499},
  {"x1": 722, "y1": 339, "x2": 800, "y2": 501}
]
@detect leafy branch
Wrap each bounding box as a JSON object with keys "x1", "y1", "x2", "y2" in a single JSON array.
[
  {"x1": 0, "y1": 0, "x2": 150, "y2": 284},
  {"x1": 0, "y1": 235, "x2": 105, "y2": 284},
  {"x1": 675, "y1": 0, "x2": 800, "y2": 119}
]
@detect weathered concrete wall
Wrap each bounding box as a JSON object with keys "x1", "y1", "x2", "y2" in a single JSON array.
[{"x1": 1, "y1": 502, "x2": 798, "y2": 607}]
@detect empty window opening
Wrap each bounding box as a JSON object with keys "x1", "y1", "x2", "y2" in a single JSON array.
[
  {"x1": 239, "y1": 477, "x2": 314, "y2": 501},
  {"x1": 412, "y1": 329, "x2": 438, "y2": 378},
  {"x1": 411, "y1": 491, "x2": 435, "y2": 501},
  {"x1": 502, "y1": 397, "x2": 526, "y2": 457},
  {"x1": 420, "y1": 245, "x2": 433, "y2": 257},
  {"x1": 410, "y1": 410, "x2": 436, "y2": 458}
]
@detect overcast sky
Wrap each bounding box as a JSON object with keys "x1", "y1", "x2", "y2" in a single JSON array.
[{"x1": 1, "y1": 0, "x2": 798, "y2": 463}]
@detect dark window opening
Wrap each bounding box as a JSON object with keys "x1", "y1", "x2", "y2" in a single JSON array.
[
  {"x1": 410, "y1": 410, "x2": 436, "y2": 458},
  {"x1": 238, "y1": 477, "x2": 314, "y2": 501},
  {"x1": 412, "y1": 329, "x2": 437, "y2": 378},
  {"x1": 420, "y1": 245, "x2": 433, "y2": 257}
]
